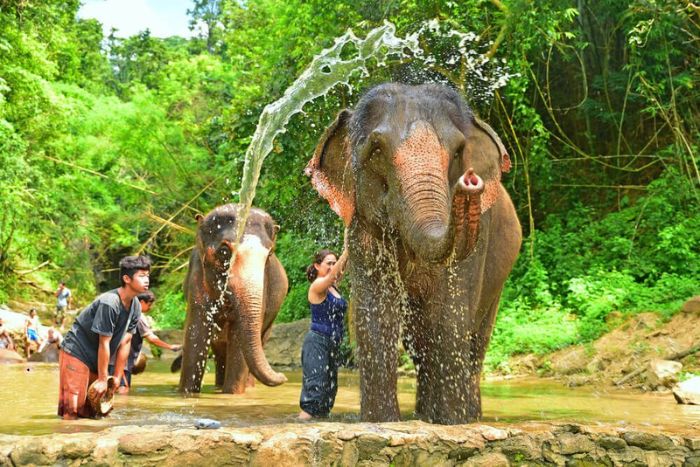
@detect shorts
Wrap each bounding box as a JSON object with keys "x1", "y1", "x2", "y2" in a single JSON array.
[
  {"x1": 55, "y1": 305, "x2": 67, "y2": 324},
  {"x1": 27, "y1": 328, "x2": 39, "y2": 342},
  {"x1": 58, "y1": 350, "x2": 98, "y2": 419}
]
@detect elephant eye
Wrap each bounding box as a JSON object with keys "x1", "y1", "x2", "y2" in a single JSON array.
[{"x1": 453, "y1": 143, "x2": 465, "y2": 159}]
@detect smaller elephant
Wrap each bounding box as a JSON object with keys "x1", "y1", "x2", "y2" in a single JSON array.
[{"x1": 179, "y1": 204, "x2": 288, "y2": 394}]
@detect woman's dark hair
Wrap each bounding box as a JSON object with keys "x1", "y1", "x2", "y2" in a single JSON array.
[
  {"x1": 137, "y1": 290, "x2": 156, "y2": 304},
  {"x1": 306, "y1": 249, "x2": 336, "y2": 282},
  {"x1": 119, "y1": 255, "x2": 152, "y2": 286}
]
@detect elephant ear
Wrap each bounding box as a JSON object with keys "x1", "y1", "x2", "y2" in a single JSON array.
[
  {"x1": 463, "y1": 117, "x2": 512, "y2": 213},
  {"x1": 304, "y1": 110, "x2": 355, "y2": 226}
]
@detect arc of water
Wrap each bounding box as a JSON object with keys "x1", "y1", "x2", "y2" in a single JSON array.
[{"x1": 231, "y1": 21, "x2": 422, "y2": 258}]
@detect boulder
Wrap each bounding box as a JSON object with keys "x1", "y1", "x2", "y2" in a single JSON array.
[
  {"x1": 263, "y1": 319, "x2": 310, "y2": 368},
  {"x1": 672, "y1": 376, "x2": 700, "y2": 405},
  {"x1": 681, "y1": 296, "x2": 700, "y2": 314},
  {"x1": 646, "y1": 359, "x2": 682, "y2": 389},
  {"x1": 550, "y1": 346, "x2": 589, "y2": 375},
  {"x1": 28, "y1": 343, "x2": 60, "y2": 363},
  {"x1": 0, "y1": 348, "x2": 25, "y2": 364}
]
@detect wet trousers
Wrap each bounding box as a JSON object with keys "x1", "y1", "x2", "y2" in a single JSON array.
[
  {"x1": 299, "y1": 331, "x2": 341, "y2": 417},
  {"x1": 58, "y1": 350, "x2": 97, "y2": 419}
]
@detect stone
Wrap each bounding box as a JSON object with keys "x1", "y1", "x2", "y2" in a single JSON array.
[
  {"x1": 356, "y1": 434, "x2": 389, "y2": 460},
  {"x1": 673, "y1": 376, "x2": 700, "y2": 405},
  {"x1": 646, "y1": 359, "x2": 683, "y2": 389},
  {"x1": 262, "y1": 319, "x2": 310, "y2": 367},
  {"x1": 0, "y1": 349, "x2": 24, "y2": 364},
  {"x1": 685, "y1": 438, "x2": 700, "y2": 450},
  {"x1": 557, "y1": 433, "x2": 596, "y2": 455},
  {"x1": 623, "y1": 431, "x2": 675, "y2": 451},
  {"x1": 497, "y1": 435, "x2": 541, "y2": 461},
  {"x1": 478, "y1": 425, "x2": 508, "y2": 441},
  {"x1": 461, "y1": 452, "x2": 510, "y2": 466},
  {"x1": 551, "y1": 346, "x2": 589, "y2": 375},
  {"x1": 681, "y1": 296, "x2": 700, "y2": 314},
  {"x1": 598, "y1": 436, "x2": 628, "y2": 451}
]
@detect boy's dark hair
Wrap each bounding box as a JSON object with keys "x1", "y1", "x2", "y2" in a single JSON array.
[
  {"x1": 119, "y1": 255, "x2": 152, "y2": 286},
  {"x1": 137, "y1": 290, "x2": 156, "y2": 303}
]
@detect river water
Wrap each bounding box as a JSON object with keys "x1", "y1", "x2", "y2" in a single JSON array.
[{"x1": 1, "y1": 359, "x2": 698, "y2": 436}]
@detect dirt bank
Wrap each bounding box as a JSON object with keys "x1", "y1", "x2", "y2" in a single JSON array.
[{"x1": 505, "y1": 298, "x2": 700, "y2": 390}]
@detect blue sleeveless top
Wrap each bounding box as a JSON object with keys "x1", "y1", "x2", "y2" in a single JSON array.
[{"x1": 310, "y1": 288, "x2": 347, "y2": 343}]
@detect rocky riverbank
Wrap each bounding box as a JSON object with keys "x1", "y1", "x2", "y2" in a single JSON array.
[{"x1": 1, "y1": 421, "x2": 698, "y2": 466}]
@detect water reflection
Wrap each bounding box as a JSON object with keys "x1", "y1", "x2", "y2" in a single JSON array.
[{"x1": 1, "y1": 360, "x2": 697, "y2": 435}]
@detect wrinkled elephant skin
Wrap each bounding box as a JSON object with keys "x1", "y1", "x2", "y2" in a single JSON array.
[
  {"x1": 306, "y1": 83, "x2": 522, "y2": 424},
  {"x1": 179, "y1": 205, "x2": 288, "y2": 394}
]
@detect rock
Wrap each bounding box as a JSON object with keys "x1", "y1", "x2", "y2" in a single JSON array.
[
  {"x1": 263, "y1": 319, "x2": 310, "y2": 367},
  {"x1": 557, "y1": 433, "x2": 596, "y2": 455},
  {"x1": 681, "y1": 296, "x2": 700, "y2": 314},
  {"x1": 598, "y1": 436, "x2": 628, "y2": 451},
  {"x1": 27, "y1": 343, "x2": 60, "y2": 363},
  {"x1": 0, "y1": 349, "x2": 24, "y2": 364},
  {"x1": 623, "y1": 431, "x2": 675, "y2": 451},
  {"x1": 646, "y1": 359, "x2": 682, "y2": 389},
  {"x1": 463, "y1": 452, "x2": 509, "y2": 466},
  {"x1": 672, "y1": 376, "x2": 700, "y2": 405},
  {"x1": 550, "y1": 346, "x2": 589, "y2": 375}
]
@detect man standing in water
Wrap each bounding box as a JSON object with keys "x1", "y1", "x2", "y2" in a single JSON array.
[
  {"x1": 58, "y1": 255, "x2": 150, "y2": 419},
  {"x1": 54, "y1": 281, "x2": 72, "y2": 330}
]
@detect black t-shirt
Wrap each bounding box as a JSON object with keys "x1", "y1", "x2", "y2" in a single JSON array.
[{"x1": 62, "y1": 289, "x2": 141, "y2": 373}]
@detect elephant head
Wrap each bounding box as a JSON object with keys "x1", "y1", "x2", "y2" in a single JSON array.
[
  {"x1": 193, "y1": 204, "x2": 285, "y2": 387},
  {"x1": 306, "y1": 83, "x2": 511, "y2": 262}
]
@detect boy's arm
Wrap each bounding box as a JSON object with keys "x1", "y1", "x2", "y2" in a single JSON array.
[
  {"x1": 145, "y1": 333, "x2": 181, "y2": 351},
  {"x1": 92, "y1": 334, "x2": 112, "y2": 396},
  {"x1": 112, "y1": 333, "x2": 133, "y2": 385}
]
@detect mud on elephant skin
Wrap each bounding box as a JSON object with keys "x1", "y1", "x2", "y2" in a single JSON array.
[
  {"x1": 179, "y1": 204, "x2": 289, "y2": 394},
  {"x1": 306, "y1": 83, "x2": 522, "y2": 424}
]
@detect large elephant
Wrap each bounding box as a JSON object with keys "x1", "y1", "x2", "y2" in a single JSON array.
[
  {"x1": 305, "y1": 83, "x2": 522, "y2": 424},
  {"x1": 179, "y1": 204, "x2": 288, "y2": 394}
]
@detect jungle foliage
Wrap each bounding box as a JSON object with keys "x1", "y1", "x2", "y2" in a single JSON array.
[{"x1": 0, "y1": 0, "x2": 697, "y2": 368}]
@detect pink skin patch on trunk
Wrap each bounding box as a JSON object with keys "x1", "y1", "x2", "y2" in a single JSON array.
[{"x1": 393, "y1": 122, "x2": 449, "y2": 176}]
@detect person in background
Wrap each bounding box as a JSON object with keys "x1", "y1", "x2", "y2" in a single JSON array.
[
  {"x1": 110, "y1": 290, "x2": 182, "y2": 393},
  {"x1": 55, "y1": 281, "x2": 72, "y2": 330},
  {"x1": 0, "y1": 318, "x2": 15, "y2": 351},
  {"x1": 24, "y1": 309, "x2": 43, "y2": 358},
  {"x1": 38, "y1": 327, "x2": 63, "y2": 352},
  {"x1": 298, "y1": 242, "x2": 349, "y2": 420},
  {"x1": 57, "y1": 255, "x2": 150, "y2": 420}
]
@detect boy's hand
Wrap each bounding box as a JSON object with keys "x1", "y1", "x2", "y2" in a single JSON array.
[
  {"x1": 171, "y1": 344, "x2": 182, "y2": 351},
  {"x1": 92, "y1": 379, "x2": 108, "y2": 397}
]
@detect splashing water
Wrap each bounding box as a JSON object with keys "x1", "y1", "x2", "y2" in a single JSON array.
[{"x1": 232, "y1": 21, "x2": 422, "y2": 254}]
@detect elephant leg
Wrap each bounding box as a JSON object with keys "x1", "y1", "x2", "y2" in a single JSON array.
[
  {"x1": 222, "y1": 322, "x2": 249, "y2": 394},
  {"x1": 465, "y1": 293, "x2": 502, "y2": 421},
  {"x1": 351, "y1": 229, "x2": 401, "y2": 422},
  {"x1": 212, "y1": 338, "x2": 227, "y2": 387},
  {"x1": 179, "y1": 303, "x2": 213, "y2": 394}
]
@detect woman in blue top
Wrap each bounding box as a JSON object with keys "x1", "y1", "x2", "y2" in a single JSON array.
[{"x1": 298, "y1": 246, "x2": 349, "y2": 420}]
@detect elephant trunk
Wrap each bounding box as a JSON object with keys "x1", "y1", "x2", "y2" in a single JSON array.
[
  {"x1": 395, "y1": 121, "x2": 483, "y2": 262},
  {"x1": 227, "y1": 235, "x2": 287, "y2": 387},
  {"x1": 453, "y1": 168, "x2": 485, "y2": 260}
]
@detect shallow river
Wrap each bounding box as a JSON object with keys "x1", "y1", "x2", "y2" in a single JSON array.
[{"x1": 1, "y1": 359, "x2": 698, "y2": 435}]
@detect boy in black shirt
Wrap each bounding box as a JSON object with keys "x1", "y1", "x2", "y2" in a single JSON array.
[{"x1": 58, "y1": 255, "x2": 151, "y2": 419}]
